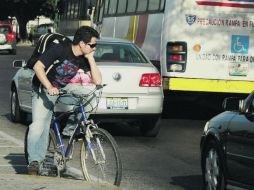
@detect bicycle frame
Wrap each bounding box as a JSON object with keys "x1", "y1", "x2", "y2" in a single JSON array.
[
  {"x1": 42, "y1": 85, "x2": 122, "y2": 185},
  {"x1": 51, "y1": 84, "x2": 104, "y2": 160},
  {"x1": 51, "y1": 99, "x2": 89, "y2": 159}
]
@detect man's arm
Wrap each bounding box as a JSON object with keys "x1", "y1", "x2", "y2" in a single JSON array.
[
  {"x1": 33, "y1": 61, "x2": 59, "y2": 95},
  {"x1": 86, "y1": 53, "x2": 102, "y2": 85}
]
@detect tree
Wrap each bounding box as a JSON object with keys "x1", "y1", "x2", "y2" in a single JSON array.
[{"x1": 0, "y1": 0, "x2": 58, "y2": 41}]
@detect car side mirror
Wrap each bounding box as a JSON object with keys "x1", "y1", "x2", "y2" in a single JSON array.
[
  {"x1": 12, "y1": 59, "x2": 26, "y2": 68},
  {"x1": 239, "y1": 99, "x2": 245, "y2": 112},
  {"x1": 222, "y1": 97, "x2": 243, "y2": 111}
]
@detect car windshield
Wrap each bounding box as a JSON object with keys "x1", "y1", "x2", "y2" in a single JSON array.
[
  {"x1": 0, "y1": 26, "x2": 11, "y2": 33},
  {"x1": 94, "y1": 42, "x2": 149, "y2": 63},
  {"x1": 36, "y1": 24, "x2": 54, "y2": 34}
]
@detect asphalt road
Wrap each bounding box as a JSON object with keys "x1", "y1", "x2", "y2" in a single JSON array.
[{"x1": 0, "y1": 46, "x2": 228, "y2": 190}]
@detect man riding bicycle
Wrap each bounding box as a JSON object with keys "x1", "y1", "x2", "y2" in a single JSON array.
[{"x1": 27, "y1": 26, "x2": 102, "y2": 175}]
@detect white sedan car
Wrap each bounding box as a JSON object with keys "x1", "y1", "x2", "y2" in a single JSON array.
[{"x1": 10, "y1": 37, "x2": 163, "y2": 137}]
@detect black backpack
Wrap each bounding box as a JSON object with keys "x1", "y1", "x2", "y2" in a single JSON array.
[{"x1": 26, "y1": 33, "x2": 72, "y2": 69}]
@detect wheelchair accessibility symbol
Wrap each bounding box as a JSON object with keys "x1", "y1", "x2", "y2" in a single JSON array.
[{"x1": 231, "y1": 35, "x2": 249, "y2": 54}]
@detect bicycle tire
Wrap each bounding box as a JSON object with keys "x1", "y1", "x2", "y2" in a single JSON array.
[
  {"x1": 80, "y1": 127, "x2": 122, "y2": 186},
  {"x1": 24, "y1": 127, "x2": 57, "y2": 164}
]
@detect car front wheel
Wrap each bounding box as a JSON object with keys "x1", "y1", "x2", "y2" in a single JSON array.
[
  {"x1": 11, "y1": 88, "x2": 25, "y2": 123},
  {"x1": 140, "y1": 116, "x2": 161, "y2": 137},
  {"x1": 202, "y1": 140, "x2": 226, "y2": 190}
]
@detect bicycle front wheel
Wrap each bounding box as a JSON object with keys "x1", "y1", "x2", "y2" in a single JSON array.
[{"x1": 80, "y1": 127, "x2": 122, "y2": 186}]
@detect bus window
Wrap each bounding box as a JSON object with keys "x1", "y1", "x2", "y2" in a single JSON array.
[
  {"x1": 98, "y1": 0, "x2": 104, "y2": 23},
  {"x1": 72, "y1": 0, "x2": 79, "y2": 19},
  {"x1": 108, "y1": 0, "x2": 117, "y2": 15},
  {"x1": 127, "y1": 0, "x2": 137, "y2": 13},
  {"x1": 137, "y1": 0, "x2": 148, "y2": 13},
  {"x1": 66, "y1": 0, "x2": 73, "y2": 18},
  {"x1": 117, "y1": 0, "x2": 127, "y2": 14},
  {"x1": 148, "y1": 0, "x2": 160, "y2": 11},
  {"x1": 160, "y1": 0, "x2": 165, "y2": 11},
  {"x1": 104, "y1": 0, "x2": 109, "y2": 15},
  {"x1": 94, "y1": 0, "x2": 104, "y2": 23}
]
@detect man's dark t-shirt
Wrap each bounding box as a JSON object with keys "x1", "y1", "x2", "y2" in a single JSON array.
[{"x1": 33, "y1": 43, "x2": 90, "y2": 88}]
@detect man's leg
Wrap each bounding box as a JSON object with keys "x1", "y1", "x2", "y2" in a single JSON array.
[{"x1": 27, "y1": 88, "x2": 57, "y2": 174}]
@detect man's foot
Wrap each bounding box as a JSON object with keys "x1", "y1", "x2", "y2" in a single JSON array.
[{"x1": 27, "y1": 161, "x2": 39, "y2": 175}]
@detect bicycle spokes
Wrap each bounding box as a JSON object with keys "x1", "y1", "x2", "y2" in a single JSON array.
[{"x1": 80, "y1": 128, "x2": 122, "y2": 186}]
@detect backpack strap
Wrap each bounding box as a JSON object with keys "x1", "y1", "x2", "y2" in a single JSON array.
[{"x1": 37, "y1": 33, "x2": 51, "y2": 53}]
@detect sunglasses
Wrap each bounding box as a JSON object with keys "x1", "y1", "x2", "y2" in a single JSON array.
[{"x1": 87, "y1": 43, "x2": 97, "y2": 48}]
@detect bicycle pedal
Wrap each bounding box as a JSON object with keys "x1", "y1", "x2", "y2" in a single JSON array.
[
  {"x1": 39, "y1": 162, "x2": 58, "y2": 177},
  {"x1": 39, "y1": 169, "x2": 58, "y2": 177}
]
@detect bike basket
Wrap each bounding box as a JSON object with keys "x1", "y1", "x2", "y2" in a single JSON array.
[
  {"x1": 57, "y1": 93, "x2": 99, "y2": 113},
  {"x1": 57, "y1": 95, "x2": 80, "y2": 106}
]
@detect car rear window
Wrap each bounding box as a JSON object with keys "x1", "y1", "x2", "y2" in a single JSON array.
[
  {"x1": 94, "y1": 42, "x2": 149, "y2": 63},
  {"x1": 0, "y1": 26, "x2": 11, "y2": 33}
]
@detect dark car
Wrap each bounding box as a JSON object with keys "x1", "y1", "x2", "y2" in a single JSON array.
[
  {"x1": 0, "y1": 23, "x2": 16, "y2": 54},
  {"x1": 200, "y1": 91, "x2": 254, "y2": 190}
]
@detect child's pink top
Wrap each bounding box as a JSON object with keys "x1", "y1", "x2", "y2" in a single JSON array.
[{"x1": 69, "y1": 69, "x2": 93, "y2": 85}]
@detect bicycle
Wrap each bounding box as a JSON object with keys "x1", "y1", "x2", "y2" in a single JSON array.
[{"x1": 24, "y1": 84, "x2": 122, "y2": 186}]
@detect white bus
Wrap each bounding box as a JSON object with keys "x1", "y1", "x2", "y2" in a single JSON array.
[
  {"x1": 57, "y1": 0, "x2": 93, "y2": 35},
  {"x1": 93, "y1": 0, "x2": 254, "y2": 96}
]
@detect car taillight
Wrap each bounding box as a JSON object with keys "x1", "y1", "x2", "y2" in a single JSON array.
[
  {"x1": 139, "y1": 73, "x2": 161, "y2": 87},
  {"x1": 166, "y1": 42, "x2": 187, "y2": 72},
  {"x1": 169, "y1": 55, "x2": 183, "y2": 62},
  {"x1": 6, "y1": 34, "x2": 15, "y2": 41}
]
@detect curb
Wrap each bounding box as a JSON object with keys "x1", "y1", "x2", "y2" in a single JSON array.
[
  {"x1": 16, "y1": 41, "x2": 33, "y2": 47},
  {"x1": 0, "y1": 173, "x2": 121, "y2": 190}
]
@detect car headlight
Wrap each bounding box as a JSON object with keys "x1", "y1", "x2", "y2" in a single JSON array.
[{"x1": 204, "y1": 121, "x2": 210, "y2": 132}]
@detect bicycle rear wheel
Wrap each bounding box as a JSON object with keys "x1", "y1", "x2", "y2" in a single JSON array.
[
  {"x1": 80, "y1": 127, "x2": 122, "y2": 186},
  {"x1": 24, "y1": 127, "x2": 57, "y2": 164}
]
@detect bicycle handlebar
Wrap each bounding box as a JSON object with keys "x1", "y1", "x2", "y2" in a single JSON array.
[{"x1": 58, "y1": 84, "x2": 106, "y2": 98}]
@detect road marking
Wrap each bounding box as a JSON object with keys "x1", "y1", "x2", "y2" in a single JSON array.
[
  {"x1": 0, "y1": 145, "x2": 23, "y2": 148},
  {"x1": 0, "y1": 164, "x2": 26, "y2": 167},
  {"x1": 0, "y1": 154, "x2": 24, "y2": 157},
  {"x1": 0, "y1": 131, "x2": 23, "y2": 147}
]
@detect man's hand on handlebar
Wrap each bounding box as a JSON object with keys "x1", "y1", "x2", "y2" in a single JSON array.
[
  {"x1": 47, "y1": 86, "x2": 60, "y2": 96},
  {"x1": 96, "y1": 84, "x2": 107, "y2": 90},
  {"x1": 49, "y1": 84, "x2": 107, "y2": 96}
]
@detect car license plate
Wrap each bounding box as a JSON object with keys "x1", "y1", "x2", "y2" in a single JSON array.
[{"x1": 106, "y1": 98, "x2": 128, "y2": 109}]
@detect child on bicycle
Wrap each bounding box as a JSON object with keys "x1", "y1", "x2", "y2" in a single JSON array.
[
  {"x1": 61, "y1": 68, "x2": 99, "y2": 136},
  {"x1": 27, "y1": 26, "x2": 102, "y2": 175}
]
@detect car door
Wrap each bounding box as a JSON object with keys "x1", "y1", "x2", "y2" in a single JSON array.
[
  {"x1": 17, "y1": 67, "x2": 34, "y2": 111},
  {"x1": 226, "y1": 97, "x2": 254, "y2": 186}
]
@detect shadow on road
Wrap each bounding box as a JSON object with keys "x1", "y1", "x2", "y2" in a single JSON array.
[
  {"x1": 4, "y1": 153, "x2": 27, "y2": 174},
  {"x1": 170, "y1": 175, "x2": 203, "y2": 190},
  {"x1": 4, "y1": 153, "x2": 85, "y2": 180},
  {"x1": 0, "y1": 50, "x2": 13, "y2": 55},
  {"x1": 98, "y1": 122, "x2": 141, "y2": 137},
  {"x1": 3, "y1": 113, "x2": 31, "y2": 126}
]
